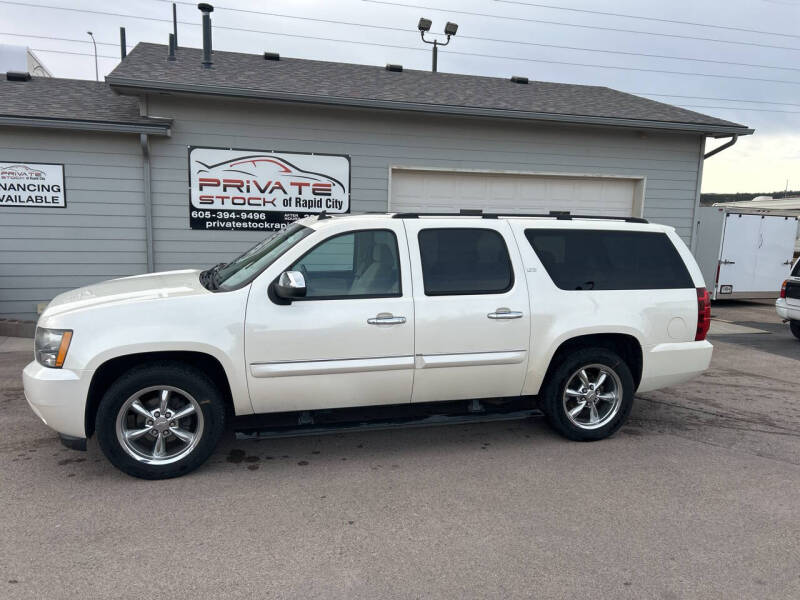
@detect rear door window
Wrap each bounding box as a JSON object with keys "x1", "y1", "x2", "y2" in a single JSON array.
[
  {"x1": 418, "y1": 228, "x2": 513, "y2": 295},
  {"x1": 525, "y1": 229, "x2": 693, "y2": 290}
]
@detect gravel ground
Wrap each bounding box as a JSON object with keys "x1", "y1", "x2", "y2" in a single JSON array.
[{"x1": 1, "y1": 301, "x2": 798, "y2": 599}]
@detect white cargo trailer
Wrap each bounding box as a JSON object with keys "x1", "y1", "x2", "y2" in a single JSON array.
[{"x1": 694, "y1": 207, "x2": 799, "y2": 300}]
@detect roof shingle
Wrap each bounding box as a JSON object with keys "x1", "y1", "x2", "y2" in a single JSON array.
[
  {"x1": 107, "y1": 43, "x2": 750, "y2": 135},
  {"x1": 0, "y1": 75, "x2": 169, "y2": 130}
]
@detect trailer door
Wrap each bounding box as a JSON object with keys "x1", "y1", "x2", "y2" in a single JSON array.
[
  {"x1": 753, "y1": 216, "x2": 799, "y2": 292},
  {"x1": 717, "y1": 213, "x2": 762, "y2": 295}
]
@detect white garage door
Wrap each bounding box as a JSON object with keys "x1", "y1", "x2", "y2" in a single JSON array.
[{"x1": 390, "y1": 169, "x2": 641, "y2": 217}]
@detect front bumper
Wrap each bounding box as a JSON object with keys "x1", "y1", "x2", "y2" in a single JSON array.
[
  {"x1": 638, "y1": 340, "x2": 713, "y2": 393},
  {"x1": 23, "y1": 361, "x2": 93, "y2": 439},
  {"x1": 775, "y1": 298, "x2": 800, "y2": 321}
]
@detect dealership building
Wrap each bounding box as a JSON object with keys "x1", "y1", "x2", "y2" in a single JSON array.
[{"x1": 0, "y1": 41, "x2": 751, "y2": 323}]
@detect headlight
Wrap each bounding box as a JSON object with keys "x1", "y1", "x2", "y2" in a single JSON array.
[{"x1": 35, "y1": 328, "x2": 73, "y2": 368}]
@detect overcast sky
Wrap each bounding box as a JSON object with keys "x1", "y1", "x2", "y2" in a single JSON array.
[{"x1": 2, "y1": 0, "x2": 799, "y2": 194}]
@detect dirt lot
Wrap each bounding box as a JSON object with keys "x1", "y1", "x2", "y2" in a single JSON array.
[{"x1": 1, "y1": 300, "x2": 799, "y2": 599}]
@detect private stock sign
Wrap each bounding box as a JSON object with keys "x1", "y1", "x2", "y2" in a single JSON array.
[{"x1": 188, "y1": 147, "x2": 350, "y2": 231}]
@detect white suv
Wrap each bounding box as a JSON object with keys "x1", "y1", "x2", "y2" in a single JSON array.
[
  {"x1": 777, "y1": 257, "x2": 800, "y2": 340},
  {"x1": 23, "y1": 211, "x2": 713, "y2": 479}
]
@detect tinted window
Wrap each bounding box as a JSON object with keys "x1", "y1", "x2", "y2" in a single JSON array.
[
  {"x1": 418, "y1": 228, "x2": 513, "y2": 295},
  {"x1": 525, "y1": 229, "x2": 693, "y2": 290},
  {"x1": 792, "y1": 259, "x2": 800, "y2": 278},
  {"x1": 291, "y1": 229, "x2": 400, "y2": 299}
]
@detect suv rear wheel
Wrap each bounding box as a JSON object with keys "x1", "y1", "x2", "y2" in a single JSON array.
[
  {"x1": 96, "y1": 362, "x2": 225, "y2": 479},
  {"x1": 540, "y1": 347, "x2": 634, "y2": 441},
  {"x1": 790, "y1": 320, "x2": 800, "y2": 341}
]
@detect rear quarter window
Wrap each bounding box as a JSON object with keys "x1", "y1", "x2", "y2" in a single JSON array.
[{"x1": 525, "y1": 229, "x2": 694, "y2": 290}]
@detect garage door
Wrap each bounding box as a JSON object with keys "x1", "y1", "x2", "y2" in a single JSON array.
[{"x1": 390, "y1": 169, "x2": 641, "y2": 217}]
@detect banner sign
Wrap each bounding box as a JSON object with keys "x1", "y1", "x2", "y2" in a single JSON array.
[
  {"x1": 0, "y1": 162, "x2": 65, "y2": 208},
  {"x1": 188, "y1": 147, "x2": 350, "y2": 231}
]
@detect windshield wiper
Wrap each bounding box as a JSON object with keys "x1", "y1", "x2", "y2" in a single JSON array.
[{"x1": 200, "y1": 262, "x2": 226, "y2": 291}]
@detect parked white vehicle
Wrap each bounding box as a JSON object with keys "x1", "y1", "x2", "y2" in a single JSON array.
[
  {"x1": 24, "y1": 211, "x2": 713, "y2": 479},
  {"x1": 776, "y1": 258, "x2": 800, "y2": 340}
]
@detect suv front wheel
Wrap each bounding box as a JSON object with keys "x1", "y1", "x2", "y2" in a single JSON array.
[
  {"x1": 96, "y1": 362, "x2": 226, "y2": 479},
  {"x1": 540, "y1": 347, "x2": 634, "y2": 441}
]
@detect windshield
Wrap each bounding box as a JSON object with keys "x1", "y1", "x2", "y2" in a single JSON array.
[{"x1": 213, "y1": 223, "x2": 314, "y2": 290}]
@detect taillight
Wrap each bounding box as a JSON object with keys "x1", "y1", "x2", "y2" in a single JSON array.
[
  {"x1": 695, "y1": 287, "x2": 711, "y2": 341},
  {"x1": 780, "y1": 280, "x2": 788, "y2": 299}
]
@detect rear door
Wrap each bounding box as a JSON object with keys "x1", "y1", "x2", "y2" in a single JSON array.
[
  {"x1": 752, "y1": 216, "x2": 798, "y2": 293},
  {"x1": 717, "y1": 213, "x2": 761, "y2": 295},
  {"x1": 403, "y1": 219, "x2": 531, "y2": 403}
]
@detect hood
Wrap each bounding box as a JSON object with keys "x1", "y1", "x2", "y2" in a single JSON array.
[{"x1": 42, "y1": 270, "x2": 210, "y2": 319}]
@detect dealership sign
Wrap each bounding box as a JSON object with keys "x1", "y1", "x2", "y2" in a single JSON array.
[
  {"x1": 188, "y1": 147, "x2": 350, "y2": 231},
  {"x1": 0, "y1": 162, "x2": 65, "y2": 208}
]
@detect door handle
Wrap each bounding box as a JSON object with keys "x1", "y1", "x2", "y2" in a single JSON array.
[
  {"x1": 487, "y1": 308, "x2": 523, "y2": 320},
  {"x1": 367, "y1": 313, "x2": 406, "y2": 325},
  {"x1": 720, "y1": 259, "x2": 736, "y2": 265}
]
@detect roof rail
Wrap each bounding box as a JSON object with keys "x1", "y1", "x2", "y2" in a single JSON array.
[{"x1": 391, "y1": 209, "x2": 648, "y2": 224}]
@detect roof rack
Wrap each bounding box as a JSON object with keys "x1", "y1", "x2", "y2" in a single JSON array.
[{"x1": 391, "y1": 209, "x2": 648, "y2": 224}]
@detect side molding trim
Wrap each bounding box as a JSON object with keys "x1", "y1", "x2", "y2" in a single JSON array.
[
  {"x1": 415, "y1": 350, "x2": 527, "y2": 369},
  {"x1": 251, "y1": 355, "x2": 414, "y2": 378}
]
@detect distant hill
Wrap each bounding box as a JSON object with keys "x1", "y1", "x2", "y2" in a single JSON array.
[{"x1": 700, "y1": 190, "x2": 800, "y2": 206}]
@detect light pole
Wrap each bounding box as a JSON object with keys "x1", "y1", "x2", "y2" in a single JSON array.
[
  {"x1": 87, "y1": 31, "x2": 98, "y2": 81},
  {"x1": 418, "y1": 18, "x2": 458, "y2": 72}
]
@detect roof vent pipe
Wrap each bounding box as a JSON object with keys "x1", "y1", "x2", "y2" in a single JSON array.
[
  {"x1": 510, "y1": 75, "x2": 528, "y2": 84},
  {"x1": 6, "y1": 71, "x2": 31, "y2": 81},
  {"x1": 264, "y1": 52, "x2": 280, "y2": 61},
  {"x1": 385, "y1": 64, "x2": 403, "y2": 72},
  {"x1": 168, "y1": 33, "x2": 176, "y2": 61},
  {"x1": 198, "y1": 3, "x2": 214, "y2": 68},
  {"x1": 119, "y1": 27, "x2": 127, "y2": 59},
  {"x1": 173, "y1": 2, "x2": 179, "y2": 46}
]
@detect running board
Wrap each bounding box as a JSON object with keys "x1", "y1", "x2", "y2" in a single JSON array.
[{"x1": 235, "y1": 407, "x2": 542, "y2": 441}]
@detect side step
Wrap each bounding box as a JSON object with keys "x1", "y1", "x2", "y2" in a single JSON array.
[{"x1": 235, "y1": 403, "x2": 542, "y2": 441}]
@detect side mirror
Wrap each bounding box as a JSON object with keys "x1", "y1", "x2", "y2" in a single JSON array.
[{"x1": 274, "y1": 270, "x2": 306, "y2": 300}]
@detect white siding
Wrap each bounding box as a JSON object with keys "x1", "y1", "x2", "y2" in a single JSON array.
[{"x1": 0, "y1": 127, "x2": 146, "y2": 320}]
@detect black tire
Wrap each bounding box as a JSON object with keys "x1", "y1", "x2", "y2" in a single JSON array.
[
  {"x1": 539, "y1": 347, "x2": 634, "y2": 441},
  {"x1": 790, "y1": 320, "x2": 800, "y2": 341},
  {"x1": 96, "y1": 361, "x2": 225, "y2": 479}
]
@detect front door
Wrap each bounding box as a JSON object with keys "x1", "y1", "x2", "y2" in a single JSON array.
[
  {"x1": 402, "y1": 219, "x2": 531, "y2": 403},
  {"x1": 244, "y1": 219, "x2": 414, "y2": 413}
]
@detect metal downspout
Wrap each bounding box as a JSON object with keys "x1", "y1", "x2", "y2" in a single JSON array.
[
  {"x1": 703, "y1": 135, "x2": 738, "y2": 160},
  {"x1": 140, "y1": 133, "x2": 154, "y2": 272}
]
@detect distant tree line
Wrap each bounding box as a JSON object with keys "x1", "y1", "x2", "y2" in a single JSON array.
[{"x1": 700, "y1": 190, "x2": 800, "y2": 206}]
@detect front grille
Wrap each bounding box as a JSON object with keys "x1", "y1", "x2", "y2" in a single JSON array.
[{"x1": 787, "y1": 281, "x2": 800, "y2": 300}]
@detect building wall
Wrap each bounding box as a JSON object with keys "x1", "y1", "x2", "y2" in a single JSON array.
[
  {"x1": 0, "y1": 97, "x2": 705, "y2": 320},
  {"x1": 0, "y1": 127, "x2": 146, "y2": 320},
  {"x1": 147, "y1": 96, "x2": 703, "y2": 272}
]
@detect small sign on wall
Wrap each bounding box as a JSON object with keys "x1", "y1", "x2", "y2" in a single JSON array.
[
  {"x1": 188, "y1": 146, "x2": 350, "y2": 231},
  {"x1": 0, "y1": 162, "x2": 65, "y2": 208}
]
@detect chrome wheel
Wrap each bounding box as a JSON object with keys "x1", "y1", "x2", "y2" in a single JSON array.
[
  {"x1": 115, "y1": 386, "x2": 204, "y2": 465},
  {"x1": 562, "y1": 364, "x2": 623, "y2": 430}
]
